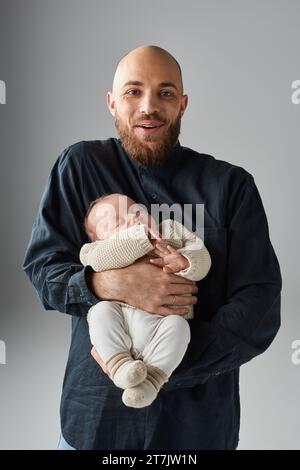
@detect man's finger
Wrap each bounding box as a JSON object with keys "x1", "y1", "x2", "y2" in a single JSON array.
[
  {"x1": 158, "y1": 306, "x2": 189, "y2": 316},
  {"x1": 165, "y1": 294, "x2": 197, "y2": 306},
  {"x1": 169, "y1": 283, "x2": 198, "y2": 295},
  {"x1": 91, "y1": 347, "x2": 110, "y2": 376},
  {"x1": 169, "y1": 274, "x2": 196, "y2": 285}
]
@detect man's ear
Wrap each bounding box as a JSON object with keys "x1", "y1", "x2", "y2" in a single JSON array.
[
  {"x1": 180, "y1": 94, "x2": 188, "y2": 117},
  {"x1": 107, "y1": 91, "x2": 116, "y2": 117}
]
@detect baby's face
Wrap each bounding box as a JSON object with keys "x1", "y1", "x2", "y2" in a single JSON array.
[{"x1": 86, "y1": 194, "x2": 158, "y2": 241}]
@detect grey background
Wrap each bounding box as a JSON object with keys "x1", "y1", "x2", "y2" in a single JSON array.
[{"x1": 0, "y1": 0, "x2": 299, "y2": 450}]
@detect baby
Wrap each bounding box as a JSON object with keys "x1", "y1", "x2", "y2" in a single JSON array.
[{"x1": 80, "y1": 193, "x2": 211, "y2": 408}]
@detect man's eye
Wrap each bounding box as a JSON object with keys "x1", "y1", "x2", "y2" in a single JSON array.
[
  {"x1": 126, "y1": 89, "x2": 139, "y2": 95},
  {"x1": 125, "y1": 90, "x2": 174, "y2": 97}
]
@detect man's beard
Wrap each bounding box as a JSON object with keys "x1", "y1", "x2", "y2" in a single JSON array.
[{"x1": 115, "y1": 111, "x2": 181, "y2": 167}]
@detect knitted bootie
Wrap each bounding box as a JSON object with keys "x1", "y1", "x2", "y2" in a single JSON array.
[
  {"x1": 122, "y1": 364, "x2": 168, "y2": 408},
  {"x1": 105, "y1": 350, "x2": 147, "y2": 389}
]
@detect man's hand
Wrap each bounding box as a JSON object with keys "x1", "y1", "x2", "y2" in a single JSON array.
[
  {"x1": 149, "y1": 242, "x2": 189, "y2": 274},
  {"x1": 91, "y1": 347, "x2": 111, "y2": 378},
  {"x1": 89, "y1": 258, "x2": 198, "y2": 316}
]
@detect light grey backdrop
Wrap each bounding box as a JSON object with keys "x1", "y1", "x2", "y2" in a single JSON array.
[{"x1": 0, "y1": 0, "x2": 299, "y2": 450}]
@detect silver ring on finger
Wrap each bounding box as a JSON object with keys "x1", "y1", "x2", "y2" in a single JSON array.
[{"x1": 172, "y1": 295, "x2": 176, "y2": 305}]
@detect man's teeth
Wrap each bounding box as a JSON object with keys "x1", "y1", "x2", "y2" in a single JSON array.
[{"x1": 140, "y1": 125, "x2": 159, "y2": 128}]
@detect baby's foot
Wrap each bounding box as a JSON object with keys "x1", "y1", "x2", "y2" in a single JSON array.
[
  {"x1": 122, "y1": 364, "x2": 168, "y2": 408},
  {"x1": 113, "y1": 359, "x2": 147, "y2": 389},
  {"x1": 122, "y1": 379, "x2": 158, "y2": 408},
  {"x1": 105, "y1": 351, "x2": 147, "y2": 389}
]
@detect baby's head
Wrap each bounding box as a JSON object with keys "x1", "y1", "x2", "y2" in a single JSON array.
[{"x1": 84, "y1": 193, "x2": 158, "y2": 242}]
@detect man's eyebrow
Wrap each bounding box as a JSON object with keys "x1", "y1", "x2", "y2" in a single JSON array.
[{"x1": 122, "y1": 81, "x2": 178, "y2": 91}]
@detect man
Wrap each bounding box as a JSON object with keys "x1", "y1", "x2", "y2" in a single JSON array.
[{"x1": 23, "y1": 45, "x2": 282, "y2": 450}]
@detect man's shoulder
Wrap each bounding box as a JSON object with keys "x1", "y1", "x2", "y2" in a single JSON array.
[
  {"x1": 182, "y1": 144, "x2": 254, "y2": 187},
  {"x1": 57, "y1": 137, "x2": 116, "y2": 171},
  {"x1": 59, "y1": 137, "x2": 117, "y2": 163}
]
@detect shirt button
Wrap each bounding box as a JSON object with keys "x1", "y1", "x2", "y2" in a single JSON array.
[{"x1": 151, "y1": 193, "x2": 157, "y2": 200}]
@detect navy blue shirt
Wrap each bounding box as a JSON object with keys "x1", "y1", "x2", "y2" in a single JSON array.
[{"x1": 22, "y1": 138, "x2": 282, "y2": 450}]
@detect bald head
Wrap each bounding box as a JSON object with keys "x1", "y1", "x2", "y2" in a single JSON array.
[{"x1": 112, "y1": 45, "x2": 184, "y2": 96}]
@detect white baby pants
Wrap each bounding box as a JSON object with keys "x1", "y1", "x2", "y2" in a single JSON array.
[{"x1": 87, "y1": 300, "x2": 191, "y2": 377}]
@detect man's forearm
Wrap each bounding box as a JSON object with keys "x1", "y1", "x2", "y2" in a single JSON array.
[{"x1": 89, "y1": 270, "x2": 128, "y2": 303}]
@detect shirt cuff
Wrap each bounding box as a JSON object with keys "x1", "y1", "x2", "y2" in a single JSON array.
[{"x1": 67, "y1": 265, "x2": 100, "y2": 314}]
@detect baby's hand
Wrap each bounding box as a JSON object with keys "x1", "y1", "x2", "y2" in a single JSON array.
[{"x1": 149, "y1": 242, "x2": 189, "y2": 273}]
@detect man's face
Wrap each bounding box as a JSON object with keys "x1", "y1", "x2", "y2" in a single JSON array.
[{"x1": 107, "y1": 49, "x2": 188, "y2": 166}]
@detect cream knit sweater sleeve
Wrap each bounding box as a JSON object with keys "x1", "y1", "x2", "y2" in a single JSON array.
[
  {"x1": 79, "y1": 223, "x2": 154, "y2": 272},
  {"x1": 160, "y1": 219, "x2": 212, "y2": 282}
]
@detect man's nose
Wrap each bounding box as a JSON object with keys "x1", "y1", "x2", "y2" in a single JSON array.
[{"x1": 139, "y1": 92, "x2": 160, "y2": 115}]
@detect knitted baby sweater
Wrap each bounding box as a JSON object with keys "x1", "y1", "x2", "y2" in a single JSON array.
[{"x1": 80, "y1": 219, "x2": 211, "y2": 320}]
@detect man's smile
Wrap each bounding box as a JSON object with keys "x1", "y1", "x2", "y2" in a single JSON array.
[
  {"x1": 134, "y1": 119, "x2": 165, "y2": 135},
  {"x1": 134, "y1": 124, "x2": 165, "y2": 135}
]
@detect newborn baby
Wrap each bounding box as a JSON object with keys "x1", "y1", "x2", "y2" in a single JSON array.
[{"x1": 80, "y1": 193, "x2": 211, "y2": 408}]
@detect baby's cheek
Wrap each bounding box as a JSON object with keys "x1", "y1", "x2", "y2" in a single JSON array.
[{"x1": 96, "y1": 222, "x2": 111, "y2": 239}]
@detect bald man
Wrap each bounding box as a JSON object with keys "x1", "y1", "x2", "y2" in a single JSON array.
[{"x1": 23, "y1": 45, "x2": 281, "y2": 450}]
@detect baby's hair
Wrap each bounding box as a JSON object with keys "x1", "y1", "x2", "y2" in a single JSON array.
[{"x1": 83, "y1": 193, "x2": 113, "y2": 239}]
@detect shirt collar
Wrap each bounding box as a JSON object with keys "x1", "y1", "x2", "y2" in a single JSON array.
[{"x1": 116, "y1": 138, "x2": 182, "y2": 172}]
